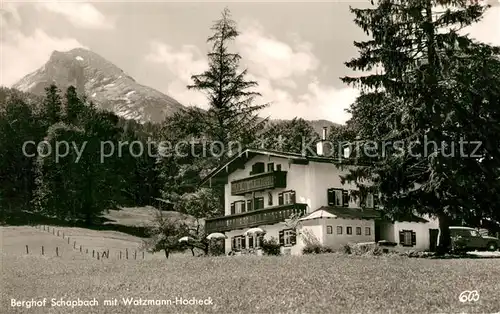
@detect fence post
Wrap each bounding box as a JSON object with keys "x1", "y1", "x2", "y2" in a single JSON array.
[
  {"x1": 41, "y1": 246, "x2": 44, "y2": 255},
  {"x1": 126, "y1": 249, "x2": 128, "y2": 259},
  {"x1": 86, "y1": 248, "x2": 88, "y2": 254},
  {"x1": 120, "y1": 251, "x2": 122, "y2": 259},
  {"x1": 67, "y1": 237, "x2": 70, "y2": 244},
  {"x1": 92, "y1": 250, "x2": 95, "y2": 258},
  {"x1": 57, "y1": 230, "x2": 59, "y2": 236},
  {"x1": 134, "y1": 250, "x2": 137, "y2": 260},
  {"x1": 56, "y1": 247, "x2": 59, "y2": 257},
  {"x1": 143, "y1": 251, "x2": 145, "y2": 259},
  {"x1": 107, "y1": 249, "x2": 110, "y2": 258},
  {"x1": 73, "y1": 241, "x2": 76, "y2": 249},
  {"x1": 80, "y1": 245, "x2": 82, "y2": 252},
  {"x1": 52, "y1": 228, "x2": 55, "y2": 235},
  {"x1": 97, "y1": 252, "x2": 100, "y2": 260},
  {"x1": 26, "y1": 245, "x2": 29, "y2": 254}
]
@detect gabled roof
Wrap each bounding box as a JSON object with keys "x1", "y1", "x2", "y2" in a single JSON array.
[
  {"x1": 199, "y1": 148, "x2": 352, "y2": 187},
  {"x1": 316, "y1": 206, "x2": 381, "y2": 220}
]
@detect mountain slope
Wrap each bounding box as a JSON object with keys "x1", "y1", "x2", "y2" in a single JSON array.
[{"x1": 12, "y1": 48, "x2": 184, "y2": 123}]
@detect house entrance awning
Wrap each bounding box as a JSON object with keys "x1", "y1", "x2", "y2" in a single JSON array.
[
  {"x1": 299, "y1": 206, "x2": 382, "y2": 221},
  {"x1": 298, "y1": 209, "x2": 337, "y2": 221}
]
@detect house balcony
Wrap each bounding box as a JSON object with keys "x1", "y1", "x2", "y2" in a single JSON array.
[
  {"x1": 230, "y1": 171, "x2": 287, "y2": 196},
  {"x1": 205, "y1": 203, "x2": 307, "y2": 234}
]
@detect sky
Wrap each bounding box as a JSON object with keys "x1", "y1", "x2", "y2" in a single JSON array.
[{"x1": 1, "y1": 1, "x2": 499, "y2": 124}]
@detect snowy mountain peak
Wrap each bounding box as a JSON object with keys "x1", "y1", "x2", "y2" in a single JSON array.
[{"x1": 12, "y1": 48, "x2": 184, "y2": 123}]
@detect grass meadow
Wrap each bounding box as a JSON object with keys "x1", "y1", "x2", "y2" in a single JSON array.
[{"x1": 1, "y1": 209, "x2": 500, "y2": 313}]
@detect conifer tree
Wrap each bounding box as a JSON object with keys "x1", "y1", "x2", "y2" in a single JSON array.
[
  {"x1": 341, "y1": 0, "x2": 500, "y2": 253},
  {"x1": 188, "y1": 7, "x2": 268, "y2": 150}
]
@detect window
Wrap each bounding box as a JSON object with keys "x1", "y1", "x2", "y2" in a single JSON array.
[
  {"x1": 267, "y1": 163, "x2": 274, "y2": 172},
  {"x1": 399, "y1": 230, "x2": 416, "y2": 247},
  {"x1": 248, "y1": 236, "x2": 254, "y2": 248},
  {"x1": 278, "y1": 191, "x2": 295, "y2": 205},
  {"x1": 254, "y1": 197, "x2": 264, "y2": 210},
  {"x1": 246, "y1": 199, "x2": 253, "y2": 211},
  {"x1": 255, "y1": 234, "x2": 264, "y2": 248},
  {"x1": 276, "y1": 164, "x2": 282, "y2": 171},
  {"x1": 365, "y1": 193, "x2": 374, "y2": 208},
  {"x1": 469, "y1": 230, "x2": 480, "y2": 237},
  {"x1": 231, "y1": 236, "x2": 246, "y2": 251},
  {"x1": 327, "y1": 189, "x2": 349, "y2": 207},
  {"x1": 236, "y1": 201, "x2": 245, "y2": 214},
  {"x1": 268, "y1": 192, "x2": 273, "y2": 206},
  {"x1": 279, "y1": 229, "x2": 296, "y2": 247},
  {"x1": 327, "y1": 226, "x2": 333, "y2": 234},
  {"x1": 356, "y1": 227, "x2": 362, "y2": 235},
  {"x1": 337, "y1": 226, "x2": 343, "y2": 234},
  {"x1": 346, "y1": 227, "x2": 352, "y2": 235},
  {"x1": 365, "y1": 227, "x2": 371, "y2": 236},
  {"x1": 251, "y1": 162, "x2": 265, "y2": 175}
]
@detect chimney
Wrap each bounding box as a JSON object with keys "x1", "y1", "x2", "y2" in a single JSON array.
[{"x1": 316, "y1": 127, "x2": 332, "y2": 157}]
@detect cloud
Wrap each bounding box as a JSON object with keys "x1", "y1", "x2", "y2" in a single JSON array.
[
  {"x1": 246, "y1": 73, "x2": 357, "y2": 124},
  {"x1": 145, "y1": 41, "x2": 209, "y2": 107},
  {"x1": 5, "y1": 0, "x2": 113, "y2": 30},
  {"x1": 145, "y1": 22, "x2": 356, "y2": 124},
  {"x1": 38, "y1": 1, "x2": 114, "y2": 30},
  {"x1": 1, "y1": 4, "x2": 85, "y2": 87},
  {"x1": 465, "y1": 3, "x2": 500, "y2": 46},
  {"x1": 237, "y1": 22, "x2": 319, "y2": 81}
]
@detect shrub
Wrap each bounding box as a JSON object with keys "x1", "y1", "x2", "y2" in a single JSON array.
[
  {"x1": 342, "y1": 243, "x2": 386, "y2": 256},
  {"x1": 302, "y1": 243, "x2": 334, "y2": 254},
  {"x1": 261, "y1": 237, "x2": 281, "y2": 256},
  {"x1": 208, "y1": 239, "x2": 225, "y2": 256},
  {"x1": 451, "y1": 235, "x2": 467, "y2": 253}
]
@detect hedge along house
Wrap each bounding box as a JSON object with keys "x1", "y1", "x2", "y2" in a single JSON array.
[{"x1": 200, "y1": 129, "x2": 440, "y2": 255}]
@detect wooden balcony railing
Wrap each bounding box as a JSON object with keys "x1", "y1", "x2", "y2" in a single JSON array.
[
  {"x1": 230, "y1": 171, "x2": 287, "y2": 196},
  {"x1": 205, "y1": 203, "x2": 307, "y2": 234}
]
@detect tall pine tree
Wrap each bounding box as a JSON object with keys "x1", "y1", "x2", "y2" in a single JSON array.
[
  {"x1": 188, "y1": 7, "x2": 268, "y2": 150},
  {"x1": 341, "y1": 0, "x2": 500, "y2": 253}
]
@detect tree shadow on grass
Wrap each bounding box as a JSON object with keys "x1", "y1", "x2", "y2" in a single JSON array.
[{"x1": 2, "y1": 210, "x2": 150, "y2": 238}]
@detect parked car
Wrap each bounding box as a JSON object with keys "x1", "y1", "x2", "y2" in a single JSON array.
[{"x1": 449, "y1": 226, "x2": 500, "y2": 251}]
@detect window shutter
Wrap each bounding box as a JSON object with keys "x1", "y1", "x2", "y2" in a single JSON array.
[
  {"x1": 399, "y1": 231, "x2": 405, "y2": 245},
  {"x1": 248, "y1": 236, "x2": 254, "y2": 248},
  {"x1": 232, "y1": 237, "x2": 236, "y2": 250},
  {"x1": 342, "y1": 190, "x2": 349, "y2": 207},
  {"x1": 241, "y1": 202, "x2": 246, "y2": 212},
  {"x1": 247, "y1": 199, "x2": 252, "y2": 211},
  {"x1": 290, "y1": 191, "x2": 296, "y2": 204},
  {"x1": 290, "y1": 231, "x2": 297, "y2": 245},
  {"x1": 230, "y1": 203, "x2": 235, "y2": 215},
  {"x1": 241, "y1": 236, "x2": 246, "y2": 249},
  {"x1": 411, "y1": 231, "x2": 416, "y2": 246},
  {"x1": 278, "y1": 193, "x2": 284, "y2": 205},
  {"x1": 279, "y1": 230, "x2": 284, "y2": 246},
  {"x1": 268, "y1": 192, "x2": 273, "y2": 206},
  {"x1": 327, "y1": 189, "x2": 334, "y2": 206}
]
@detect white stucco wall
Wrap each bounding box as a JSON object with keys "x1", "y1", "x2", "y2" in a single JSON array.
[
  {"x1": 392, "y1": 221, "x2": 433, "y2": 251},
  {"x1": 321, "y1": 218, "x2": 376, "y2": 249}
]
